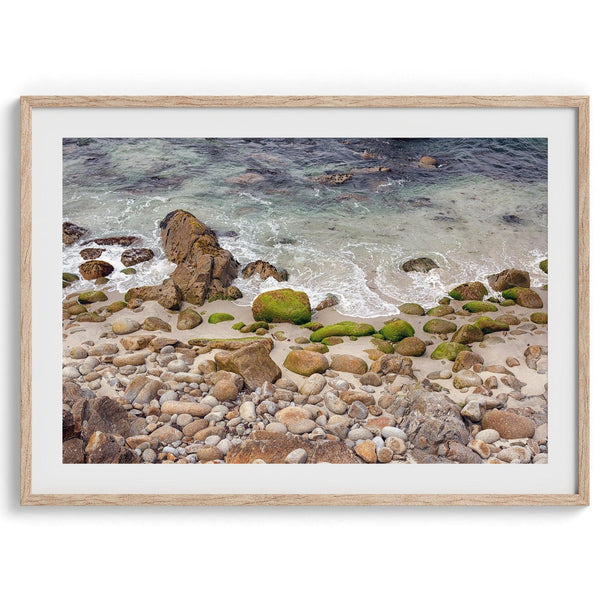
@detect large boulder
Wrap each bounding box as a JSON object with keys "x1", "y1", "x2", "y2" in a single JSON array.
[
  {"x1": 399, "y1": 389, "x2": 469, "y2": 454},
  {"x1": 283, "y1": 349, "x2": 329, "y2": 376},
  {"x1": 63, "y1": 222, "x2": 88, "y2": 245},
  {"x1": 214, "y1": 342, "x2": 281, "y2": 390},
  {"x1": 79, "y1": 260, "x2": 114, "y2": 280},
  {"x1": 401, "y1": 257, "x2": 439, "y2": 273},
  {"x1": 488, "y1": 268, "x2": 530, "y2": 292},
  {"x1": 449, "y1": 281, "x2": 487, "y2": 301},
  {"x1": 252, "y1": 288, "x2": 311, "y2": 325},
  {"x1": 242, "y1": 260, "x2": 288, "y2": 282}
]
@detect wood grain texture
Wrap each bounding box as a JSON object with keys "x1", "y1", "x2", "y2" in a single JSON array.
[{"x1": 20, "y1": 96, "x2": 590, "y2": 506}]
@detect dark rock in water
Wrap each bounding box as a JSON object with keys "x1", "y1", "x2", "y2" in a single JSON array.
[
  {"x1": 226, "y1": 172, "x2": 266, "y2": 185},
  {"x1": 63, "y1": 222, "x2": 88, "y2": 245},
  {"x1": 406, "y1": 196, "x2": 432, "y2": 207},
  {"x1": 400, "y1": 389, "x2": 469, "y2": 454},
  {"x1": 276, "y1": 238, "x2": 296, "y2": 245},
  {"x1": 121, "y1": 247, "x2": 154, "y2": 267},
  {"x1": 87, "y1": 236, "x2": 140, "y2": 246},
  {"x1": 242, "y1": 260, "x2": 288, "y2": 282},
  {"x1": 315, "y1": 294, "x2": 339, "y2": 312},
  {"x1": 502, "y1": 214, "x2": 522, "y2": 224},
  {"x1": 216, "y1": 230, "x2": 239, "y2": 238},
  {"x1": 79, "y1": 260, "x2": 114, "y2": 280},
  {"x1": 419, "y1": 156, "x2": 438, "y2": 167},
  {"x1": 313, "y1": 172, "x2": 353, "y2": 185},
  {"x1": 80, "y1": 247, "x2": 104, "y2": 260},
  {"x1": 402, "y1": 257, "x2": 439, "y2": 273},
  {"x1": 488, "y1": 268, "x2": 530, "y2": 292}
]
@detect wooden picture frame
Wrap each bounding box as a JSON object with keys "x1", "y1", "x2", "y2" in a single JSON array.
[{"x1": 21, "y1": 95, "x2": 589, "y2": 506}]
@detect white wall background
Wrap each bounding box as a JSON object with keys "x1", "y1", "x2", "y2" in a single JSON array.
[{"x1": 1, "y1": 2, "x2": 596, "y2": 598}]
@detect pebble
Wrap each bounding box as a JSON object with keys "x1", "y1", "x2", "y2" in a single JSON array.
[
  {"x1": 348, "y1": 427, "x2": 373, "y2": 442},
  {"x1": 159, "y1": 390, "x2": 178, "y2": 404},
  {"x1": 377, "y1": 446, "x2": 393, "y2": 463},
  {"x1": 142, "y1": 448, "x2": 156, "y2": 463},
  {"x1": 324, "y1": 392, "x2": 348, "y2": 415},
  {"x1": 385, "y1": 436, "x2": 406, "y2": 454},
  {"x1": 285, "y1": 448, "x2": 308, "y2": 464},
  {"x1": 476, "y1": 429, "x2": 501, "y2": 444},
  {"x1": 112, "y1": 318, "x2": 141, "y2": 335},
  {"x1": 329, "y1": 377, "x2": 350, "y2": 391},
  {"x1": 497, "y1": 446, "x2": 532, "y2": 463},
  {"x1": 70, "y1": 346, "x2": 88, "y2": 359},
  {"x1": 354, "y1": 440, "x2": 377, "y2": 463},
  {"x1": 176, "y1": 413, "x2": 194, "y2": 427},
  {"x1": 265, "y1": 422, "x2": 287, "y2": 434},
  {"x1": 167, "y1": 359, "x2": 188, "y2": 373},
  {"x1": 205, "y1": 435, "x2": 222, "y2": 446},
  {"x1": 381, "y1": 426, "x2": 407, "y2": 440},
  {"x1": 239, "y1": 401, "x2": 257, "y2": 421},
  {"x1": 348, "y1": 400, "x2": 369, "y2": 420},
  {"x1": 467, "y1": 439, "x2": 491, "y2": 459},
  {"x1": 299, "y1": 374, "x2": 327, "y2": 396},
  {"x1": 461, "y1": 399, "x2": 483, "y2": 422},
  {"x1": 216, "y1": 439, "x2": 231, "y2": 455},
  {"x1": 62, "y1": 366, "x2": 80, "y2": 379}
]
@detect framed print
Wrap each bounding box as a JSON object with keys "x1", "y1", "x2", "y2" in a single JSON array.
[{"x1": 20, "y1": 96, "x2": 589, "y2": 505}]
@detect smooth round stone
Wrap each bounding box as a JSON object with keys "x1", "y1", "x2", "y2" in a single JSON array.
[
  {"x1": 299, "y1": 373, "x2": 327, "y2": 396},
  {"x1": 176, "y1": 413, "x2": 193, "y2": 427},
  {"x1": 202, "y1": 395, "x2": 219, "y2": 407},
  {"x1": 348, "y1": 401, "x2": 369, "y2": 420},
  {"x1": 70, "y1": 346, "x2": 88, "y2": 359},
  {"x1": 285, "y1": 448, "x2": 308, "y2": 464},
  {"x1": 533, "y1": 453, "x2": 548, "y2": 464},
  {"x1": 476, "y1": 429, "x2": 501, "y2": 444},
  {"x1": 62, "y1": 366, "x2": 80, "y2": 379},
  {"x1": 497, "y1": 446, "x2": 532, "y2": 463},
  {"x1": 159, "y1": 390, "x2": 178, "y2": 404},
  {"x1": 204, "y1": 435, "x2": 221, "y2": 446},
  {"x1": 461, "y1": 399, "x2": 483, "y2": 421},
  {"x1": 377, "y1": 446, "x2": 394, "y2": 463},
  {"x1": 453, "y1": 369, "x2": 483, "y2": 389},
  {"x1": 265, "y1": 422, "x2": 287, "y2": 434},
  {"x1": 329, "y1": 378, "x2": 350, "y2": 391},
  {"x1": 142, "y1": 448, "x2": 157, "y2": 463},
  {"x1": 372, "y1": 436, "x2": 384, "y2": 450},
  {"x1": 88, "y1": 380, "x2": 101, "y2": 391},
  {"x1": 167, "y1": 360, "x2": 188, "y2": 373},
  {"x1": 324, "y1": 392, "x2": 348, "y2": 415},
  {"x1": 216, "y1": 439, "x2": 231, "y2": 455},
  {"x1": 83, "y1": 356, "x2": 100, "y2": 369},
  {"x1": 348, "y1": 427, "x2": 373, "y2": 442},
  {"x1": 160, "y1": 346, "x2": 175, "y2": 354},
  {"x1": 315, "y1": 414, "x2": 328, "y2": 427},
  {"x1": 385, "y1": 436, "x2": 406, "y2": 454},
  {"x1": 260, "y1": 400, "x2": 278, "y2": 415},
  {"x1": 381, "y1": 426, "x2": 407, "y2": 440},
  {"x1": 112, "y1": 318, "x2": 141, "y2": 335},
  {"x1": 239, "y1": 401, "x2": 257, "y2": 421}
]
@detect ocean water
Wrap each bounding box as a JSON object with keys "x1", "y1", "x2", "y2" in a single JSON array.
[{"x1": 63, "y1": 138, "x2": 548, "y2": 317}]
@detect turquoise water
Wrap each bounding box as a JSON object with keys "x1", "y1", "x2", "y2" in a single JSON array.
[{"x1": 63, "y1": 138, "x2": 548, "y2": 316}]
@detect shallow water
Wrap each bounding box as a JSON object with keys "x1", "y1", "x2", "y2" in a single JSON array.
[{"x1": 63, "y1": 138, "x2": 547, "y2": 317}]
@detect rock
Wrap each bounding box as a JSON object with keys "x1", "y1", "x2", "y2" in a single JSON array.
[
  {"x1": 399, "y1": 303, "x2": 425, "y2": 316},
  {"x1": 299, "y1": 373, "x2": 327, "y2": 396},
  {"x1": 330, "y1": 354, "x2": 368, "y2": 375},
  {"x1": 488, "y1": 268, "x2": 531, "y2": 292},
  {"x1": 120, "y1": 334, "x2": 155, "y2": 351},
  {"x1": 401, "y1": 257, "x2": 439, "y2": 273},
  {"x1": 381, "y1": 426, "x2": 407, "y2": 440},
  {"x1": 62, "y1": 438, "x2": 85, "y2": 463},
  {"x1": 539, "y1": 259, "x2": 548, "y2": 274},
  {"x1": 150, "y1": 425, "x2": 184, "y2": 445},
  {"x1": 497, "y1": 446, "x2": 532, "y2": 463},
  {"x1": 314, "y1": 172, "x2": 353, "y2": 184},
  {"x1": 112, "y1": 318, "x2": 141, "y2": 335},
  {"x1": 369, "y1": 354, "x2": 414, "y2": 377},
  {"x1": 446, "y1": 441, "x2": 483, "y2": 464},
  {"x1": 225, "y1": 432, "x2": 360, "y2": 464},
  {"x1": 113, "y1": 351, "x2": 149, "y2": 367},
  {"x1": 212, "y1": 378, "x2": 240, "y2": 402},
  {"x1": 88, "y1": 236, "x2": 139, "y2": 246},
  {"x1": 62, "y1": 272, "x2": 80, "y2": 283},
  {"x1": 481, "y1": 409, "x2": 536, "y2": 439},
  {"x1": 348, "y1": 401, "x2": 368, "y2": 420},
  {"x1": 63, "y1": 222, "x2": 88, "y2": 245},
  {"x1": 275, "y1": 407, "x2": 315, "y2": 434},
  {"x1": 214, "y1": 342, "x2": 281, "y2": 389},
  {"x1": 125, "y1": 280, "x2": 183, "y2": 310},
  {"x1": 371, "y1": 338, "x2": 394, "y2": 354},
  {"x1": 467, "y1": 439, "x2": 491, "y2": 459},
  {"x1": 79, "y1": 260, "x2": 114, "y2": 280},
  {"x1": 501, "y1": 287, "x2": 543, "y2": 308},
  {"x1": 309, "y1": 321, "x2": 375, "y2": 342},
  {"x1": 285, "y1": 448, "x2": 308, "y2": 464},
  {"x1": 177, "y1": 308, "x2": 202, "y2": 330},
  {"x1": 386, "y1": 437, "x2": 406, "y2": 455},
  {"x1": 80, "y1": 248, "x2": 103, "y2": 260},
  {"x1": 340, "y1": 390, "x2": 375, "y2": 406},
  {"x1": 315, "y1": 294, "x2": 340, "y2": 311},
  {"x1": 106, "y1": 301, "x2": 127, "y2": 313},
  {"x1": 324, "y1": 392, "x2": 348, "y2": 415},
  {"x1": 377, "y1": 447, "x2": 394, "y2": 463},
  {"x1": 423, "y1": 319, "x2": 457, "y2": 334},
  {"x1": 196, "y1": 446, "x2": 224, "y2": 462},
  {"x1": 283, "y1": 349, "x2": 329, "y2": 376},
  {"x1": 251, "y1": 288, "x2": 311, "y2": 325},
  {"x1": 190, "y1": 337, "x2": 273, "y2": 352},
  {"x1": 461, "y1": 399, "x2": 484, "y2": 421},
  {"x1": 452, "y1": 350, "x2": 484, "y2": 372},
  {"x1": 77, "y1": 291, "x2": 107, "y2": 305},
  {"x1": 530, "y1": 312, "x2": 548, "y2": 324},
  {"x1": 380, "y1": 319, "x2": 415, "y2": 342},
  {"x1": 473, "y1": 317, "x2": 510, "y2": 333},
  {"x1": 476, "y1": 429, "x2": 500, "y2": 444},
  {"x1": 207, "y1": 312, "x2": 234, "y2": 324},
  {"x1": 426, "y1": 305, "x2": 454, "y2": 317},
  {"x1": 242, "y1": 260, "x2": 288, "y2": 282},
  {"x1": 359, "y1": 372, "x2": 382, "y2": 386},
  {"x1": 399, "y1": 389, "x2": 469, "y2": 454},
  {"x1": 449, "y1": 282, "x2": 487, "y2": 301},
  {"x1": 142, "y1": 317, "x2": 172, "y2": 332},
  {"x1": 87, "y1": 440, "x2": 139, "y2": 464},
  {"x1": 419, "y1": 156, "x2": 438, "y2": 167},
  {"x1": 431, "y1": 342, "x2": 470, "y2": 361},
  {"x1": 239, "y1": 401, "x2": 257, "y2": 421},
  {"x1": 454, "y1": 370, "x2": 483, "y2": 389},
  {"x1": 354, "y1": 440, "x2": 377, "y2": 463},
  {"x1": 451, "y1": 324, "x2": 484, "y2": 344},
  {"x1": 462, "y1": 301, "x2": 498, "y2": 313},
  {"x1": 74, "y1": 396, "x2": 132, "y2": 442},
  {"x1": 121, "y1": 248, "x2": 154, "y2": 266}
]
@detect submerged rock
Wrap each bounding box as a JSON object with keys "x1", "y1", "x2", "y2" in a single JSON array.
[
  {"x1": 121, "y1": 248, "x2": 154, "y2": 267},
  {"x1": 80, "y1": 248, "x2": 104, "y2": 260},
  {"x1": 63, "y1": 222, "x2": 88, "y2": 245}
]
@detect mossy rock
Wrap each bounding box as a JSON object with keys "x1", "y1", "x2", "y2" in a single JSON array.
[
  {"x1": 255, "y1": 328, "x2": 268, "y2": 336},
  {"x1": 78, "y1": 291, "x2": 108, "y2": 304},
  {"x1": 474, "y1": 316, "x2": 510, "y2": 333},
  {"x1": 240, "y1": 321, "x2": 270, "y2": 333},
  {"x1": 178, "y1": 308, "x2": 203, "y2": 330},
  {"x1": 300, "y1": 321, "x2": 323, "y2": 332},
  {"x1": 208, "y1": 312, "x2": 235, "y2": 324},
  {"x1": 438, "y1": 297, "x2": 451, "y2": 305},
  {"x1": 66, "y1": 304, "x2": 87, "y2": 316},
  {"x1": 63, "y1": 281, "x2": 70, "y2": 288},
  {"x1": 379, "y1": 319, "x2": 415, "y2": 342},
  {"x1": 294, "y1": 337, "x2": 310, "y2": 344},
  {"x1": 252, "y1": 288, "x2": 311, "y2": 325},
  {"x1": 423, "y1": 318, "x2": 457, "y2": 334},
  {"x1": 322, "y1": 336, "x2": 344, "y2": 346},
  {"x1": 431, "y1": 342, "x2": 471, "y2": 360},
  {"x1": 372, "y1": 333, "x2": 385, "y2": 340},
  {"x1": 232, "y1": 322, "x2": 245, "y2": 331},
  {"x1": 530, "y1": 312, "x2": 548, "y2": 324},
  {"x1": 500, "y1": 299, "x2": 515, "y2": 307},
  {"x1": 106, "y1": 301, "x2": 127, "y2": 313},
  {"x1": 304, "y1": 343, "x2": 329, "y2": 354},
  {"x1": 310, "y1": 321, "x2": 376, "y2": 343},
  {"x1": 399, "y1": 303, "x2": 425, "y2": 316},
  {"x1": 62, "y1": 272, "x2": 79, "y2": 282},
  {"x1": 462, "y1": 301, "x2": 498, "y2": 313},
  {"x1": 501, "y1": 287, "x2": 543, "y2": 309},
  {"x1": 451, "y1": 324, "x2": 484, "y2": 344},
  {"x1": 371, "y1": 338, "x2": 394, "y2": 354},
  {"x1": 120, "y1": 267, "x2": 137, "y2": 275},
  {"x1": 426, "y1": 305, "x2": 454, "y2": 317},
  {"x1": 394, "y1": 337, "x2": 426, "y2": 357},
  {"x1": 539, "y1": 259, "x2": 548, "y2": 274},
  {"x1": 449, "y1": 282, "x2": 487, "y2": 301},
  {"x1": 486, "y1": 297, "x2": 499, "y2": 303},
  {"x1": 273, "y1": 331, "x2": 287, "y2": 341},
  {"x1": 95, "y1": 277, "x2": 109, "y2": 285},
  {"x1": 75, "y1": 312, "x2": 106, "y2": 323},
  {"x1": 349, "y1": 336, "x2": 358, "y2": 341}
]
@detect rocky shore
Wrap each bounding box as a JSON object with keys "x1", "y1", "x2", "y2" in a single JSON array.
[{"x1": 62, "y1": 210, "x2": 549, "y2": 465}]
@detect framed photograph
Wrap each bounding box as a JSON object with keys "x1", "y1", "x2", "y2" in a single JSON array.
[{"x1": 21, "y1": 96, "x2": 589, "y2": 506}]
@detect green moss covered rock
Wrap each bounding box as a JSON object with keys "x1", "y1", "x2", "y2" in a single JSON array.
[
  {"x1": 449, "y1": 282, "x2": 487, "y2": 301},
  {"x1": 371, "y1": 338, "x2": 394, "y2": 354},
  {"x1": 426, "y1": 305, "x2": 454, "y2": 317},
  {"x1": 530, "y1": 312, "x2": 548, "y2": 324},
  {"x1": 120, "y1": 267, "x2": 137, "y2": 275},
  {"x1": 300, "y1": 321, "x2": 323, "y2": 332},
  {"x1": 423, "y1": 319, "x2": 457, "y2": 334},
  {"x1": 379, "y1": 319, "x2": 415, "y2": 342},
  {"x1": 399, "y1": 303, "x2": 425, "y2": 316},
  {"x1": 78, "y1": 291, "x2": 108, "y2": 304},
  {"x1": 501, "y1": 287, "x2": 543, "y2": 309},
  {"x1": 462, "y1": 301, "x2": 498, "y2": 313},
  {"x1": 438, "y1": 297, "x2": 451, "y2": 305},
  {"x1": 322, "y1": 336, "x2": 344, "y2": 346},
  {"x1": 539, "y1": 259, "x2": 548, "y2": 274},
  {"x1": 431, "y1": 342, "x2": 471, "y2": 360},
  {"x1": 240, "y1": 321, "x2": 270, "y2": 333},
  {"x1": 310, "y1": 321, "x2": 376, "y2": 342},
  {"x1": 232, "y1": 322, "x2": 245, "y2": 330},
  {"x1": 252, "y1": 288, "x2": 311, "y2": 325},
  {"x1": 62, "y1": 272, "x2": 79, "y2": 282},
  {"x1": 106, "y1": 301, "x2": 127, "y2": 313},
  {"x1": 451, "y1": 324, "x2": 484, "y2": 344},
  {"x1": 500, "y1": 299, "x2": 515, "y2": 307},
  {"x1": 208, "y1": 312, "x2": 235, "y2": 324},
  {"x1": 474, "y1": 316, "x2": 509, "y2": 333},
  {"x1": 75, "y1": 312, "x2": 106, "y2": 323}
]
